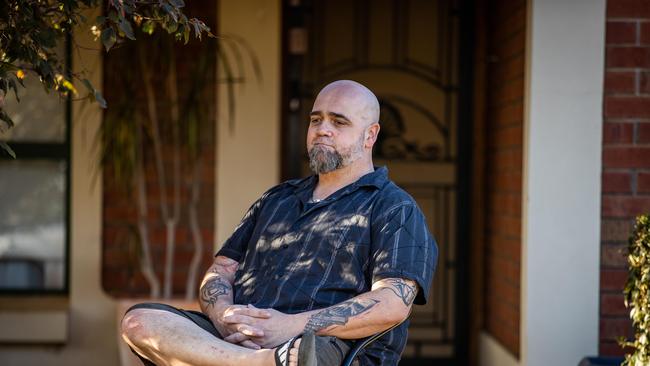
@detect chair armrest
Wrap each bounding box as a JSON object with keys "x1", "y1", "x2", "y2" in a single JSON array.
[{"x1": 341, "y1": 317, "x2": 407, "y2": 366}]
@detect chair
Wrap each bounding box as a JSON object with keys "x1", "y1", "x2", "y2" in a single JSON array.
[{"x1": 341, "y1": 317, "x2": 406, "y2": 366}]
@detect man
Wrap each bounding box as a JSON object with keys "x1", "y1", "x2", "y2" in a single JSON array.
[{"x1": 121, "y1": 80, "x2": 438, "y2": 366}]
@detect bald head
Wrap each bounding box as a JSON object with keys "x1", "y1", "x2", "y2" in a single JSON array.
[{"x1": 312, "y1": 80, "x2": 380, "y2": 127}]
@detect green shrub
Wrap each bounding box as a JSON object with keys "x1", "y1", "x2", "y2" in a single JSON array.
[{"x1": 620, "y1": 214, "x2": 650, "y2": 365}]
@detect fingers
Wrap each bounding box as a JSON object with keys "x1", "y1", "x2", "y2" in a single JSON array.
[
  {"x1": 224, "y1": 333, "x2": 262, "y2": 350},
  {"x1": 240, "y1": 340, "x2": 261, "y2": 350},
  {"x1": 229, "y1": 305, "x2": 271, "y2": 319},
  {"x1": 224, "y1": 332, "x2": 249, "y2": 344},
  {"x1": 222, "y1": 314, "x2": 261, "y2": 325},
  {"x1": 235, "y1": 323, "x2": 264, "y2": 337}
]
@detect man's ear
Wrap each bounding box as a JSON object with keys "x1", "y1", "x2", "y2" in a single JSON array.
[{"x1": 365, "y1": 123, "x2": 380, "y2": 148}]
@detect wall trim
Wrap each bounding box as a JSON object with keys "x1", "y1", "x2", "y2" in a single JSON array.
[
  {"x1": 479, "y1": 331, "x2": 520, "y2": 366},
  {"x1": 521, "y1": 0, "x2": 606, "y2": 365}
]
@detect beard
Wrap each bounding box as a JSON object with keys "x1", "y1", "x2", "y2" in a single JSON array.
[
  {"x1": 308, "y1": 134, "x2": 365, "y2": 174},
  {"x1": 308, "y1": 145, "x2": 343, "y2": 174}
]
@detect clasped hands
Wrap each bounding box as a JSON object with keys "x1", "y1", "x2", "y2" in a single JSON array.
[{"x1": 215, "y1": 304, "x2": 299, "y2": 349}]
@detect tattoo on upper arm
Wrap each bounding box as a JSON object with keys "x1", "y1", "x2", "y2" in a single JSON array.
[
  {"x1": 303, "y1": 298, "x2": 379, "y2": 333},
  {"x1": 200, "y1": 276, "x2": 232, "y2": 307},
  {"x1": 384, "y1": 279, "x2": 417, "y2": 306}
]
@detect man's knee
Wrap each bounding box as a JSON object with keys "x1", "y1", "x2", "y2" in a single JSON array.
[{"x1": 121, "y1": 303, "x2": 165, "y2": 347}]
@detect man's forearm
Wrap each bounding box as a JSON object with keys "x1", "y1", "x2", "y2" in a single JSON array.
[
  {"x1": 199, "y1": 256, "x2": 238, "y2": 327},
  {"x1": 293, "y1": 277, "x2": 416, "y2": 339}
]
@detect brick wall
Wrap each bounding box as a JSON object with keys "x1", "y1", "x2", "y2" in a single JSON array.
[
  {"x1": 482, "y1": 0, "x2": 526, "y2": 357},
  {"x1": 101, "y1": 1, "x2": 217, "y2": 298},
  {"x1": 600, "y1": 0, "x2": 650, "y2": 356}
]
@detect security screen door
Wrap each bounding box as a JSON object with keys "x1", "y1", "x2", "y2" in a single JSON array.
[{"x1": 283, "y1": 0, "x2": 465, "y2": 363}]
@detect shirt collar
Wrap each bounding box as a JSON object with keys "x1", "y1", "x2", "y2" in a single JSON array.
[{"x1": 291, "y1": 166, "x2": 389, "y2": 204}]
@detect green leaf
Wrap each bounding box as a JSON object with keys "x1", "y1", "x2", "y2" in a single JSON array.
[
  {"x1": 101, "y1": 27, "x2": 117, "y2": 51},
  {"x1": 183, "y1": 25, "x2": 190, "y2": 44},
  {"x1": 81, "y1": 78, "x2": 94, "y2": 93},
  {"x1": 169, "y1": 0, "x2": 185, "y2": 8},
  {"x1": 142, "y1": 20, "x2": 155, "y2": 35},
  {"x1": 82, "y1": 78, "x2": 107, "y2": 108},
  {"x1": 94, "y1": 90, "x2": 107, "y2": 108},
  {"x1": 0, "y1": 110, "x2": 14, "y2": 128},
  {"x1": 0, "y1": 141, "x2": 16, "y2": 159},
  {"x1": 118, "y1": 18, "x2": 136, "y2": 40}
]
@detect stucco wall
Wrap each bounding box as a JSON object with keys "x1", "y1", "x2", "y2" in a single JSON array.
[{"x1": 215, "y1": 0, "x2": 282, "y2": 248}]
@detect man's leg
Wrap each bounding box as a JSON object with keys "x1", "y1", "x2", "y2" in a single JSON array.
[{"x1": 121, "y1": 304, "x2": 275, "y2": 366}]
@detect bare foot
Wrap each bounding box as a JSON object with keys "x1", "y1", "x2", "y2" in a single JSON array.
[{"x1": 288, "y1": 338, "x2": 301, "y2": 366}]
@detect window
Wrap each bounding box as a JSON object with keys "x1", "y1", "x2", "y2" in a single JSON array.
[{"x1": 0, "y1": 41, "x2": 70, "y2": 294}]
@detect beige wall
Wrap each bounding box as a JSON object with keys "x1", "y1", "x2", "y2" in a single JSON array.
[{"x1": 216, "y1": 0, "x2": 282, "y2": 247}]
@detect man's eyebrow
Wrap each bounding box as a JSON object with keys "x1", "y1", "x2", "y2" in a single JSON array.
[{"x1": 327, "y1": 112, "x2": 351, "y2": 122}]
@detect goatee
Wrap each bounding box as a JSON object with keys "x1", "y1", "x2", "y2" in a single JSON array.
[{"x1": 308, "y1": 145, "x2": 343, "y2": 174}]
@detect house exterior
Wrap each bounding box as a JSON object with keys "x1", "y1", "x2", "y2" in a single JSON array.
[{"x1": 0, "y1": 0, "x2": 647, "y2": 365}]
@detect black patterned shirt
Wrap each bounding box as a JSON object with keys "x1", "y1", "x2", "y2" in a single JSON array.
[{"x1": 216, "y1": 166, "x2": 438, "y2": 366}]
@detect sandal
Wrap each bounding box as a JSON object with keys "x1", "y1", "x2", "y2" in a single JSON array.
[{"x1": 274, "y1": 332, "x2": 317, "y2": 366}]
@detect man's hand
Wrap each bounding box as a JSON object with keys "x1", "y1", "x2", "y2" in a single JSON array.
[
  {"x1": 222, "y1": 305, "x2": 305, "y2": 349},
  {"x1": 214, "y1": 304, "x2": 271, "y2": 349}
]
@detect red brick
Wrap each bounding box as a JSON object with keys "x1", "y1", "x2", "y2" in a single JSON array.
[
  {"x1": 487, "y1": 192, "x2": 522, "y2": 216},
  {"x1": 493, "y1": 30, "x2": 526, "y2": 60},
  {"x1": 600, "y1": 341, "x2": 627, "y2": 357},
  {"x1": 607, "y1": 21, "x2": 638, "y2": 44},
  {"x1": 488, "y1": 148, "x2": 523, "y2": 172},
  {"x1": 600, "y1": 317, "x2": 633, "y2": 341},
  {"x1": 601, "y1": 244, "x2": 628, "y2": 267},
  {"x1": 601, "y1": 219, "x2": 635, "y2": 242},
  {"x1": 605, "y1": 97, "x2": 650, "y2": 118},
  {"x1": 488, "y1": 234, "x2": 521, "y2": 262},
  {"x1": 606, "y1": 46, "x2": 650, "y2": 68},
  {"x1": 488, "y1": 171, "x2": 523, "y2": 192},
  {"x1": 601, "y1": 294, "x2": 628, "y2": 316},
  {"x1": 638, "y1": 122, "x2": 650, "y2": 142},
  {"x1": 607, "y1": 0, "x2": 650, "y2": 18},
  {"x1": 638, "y1": 171, "x2": 650, "y2": 192},
  {"x1": 490, "y1": 53, "x2": 525, "y2": 84},
  {"x1": 488, "y1": 125, "x2": 523, "y2": 149},
  {"x1": 488, "y1": 78, "x2": 524, "y2": 107},
  {"x1": 600, "y1": 269, "x2": 628, "y2": 291},
  {"x1": 603, "y1": 122, "x2": 634, "y2": 144},
  {"x1": 602, "y1": 195, "x2": 650, "y2": 217},
  {"x1": 486, "y1": 214, "x2": 522, "y2": 238},
  {"x1": 602, "y1": 171, "x2": 633, "y2": 193},
  {"x1": 642, "y1": 22, "x2": 650, "y2": 44},
  {"x1": 603, "y1": 146, "x2": 650, "y2": 168},
  {"x1": 641, "y1": 71, "x2": 650, "y2": 94},
  {"x1": 488, "y1": 103, "x2": 524, "y2": 127},
  {"x1": 605, "y1": 71, "x2": 637, "y2": 94}
]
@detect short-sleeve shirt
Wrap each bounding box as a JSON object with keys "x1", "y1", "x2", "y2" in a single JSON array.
[{"x1": 216, "y1": 166, "x2": 438, "y2": 366}]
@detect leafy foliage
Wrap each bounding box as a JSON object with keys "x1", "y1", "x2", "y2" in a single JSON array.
[
  {"x1": 620, "y1": 214, "x2": 650, "y2": 365},
  {"x1": 0, "y1": 0, "x2": 212, "y2": 155}
]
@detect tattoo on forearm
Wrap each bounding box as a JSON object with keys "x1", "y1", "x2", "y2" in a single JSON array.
[
  {"x1": 384, "y1": 279, "x2": 417, "y2": 306},
  {"x1": 200, "y1": 276, "x2": 231, "y2": 307},
  {"x1": 303, "y1": 298, "x2": 379, "y2": 333}
]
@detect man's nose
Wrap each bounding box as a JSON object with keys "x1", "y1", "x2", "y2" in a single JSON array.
[{"x1": 315, "y1": 121, "x2": 334, "y2": 136}]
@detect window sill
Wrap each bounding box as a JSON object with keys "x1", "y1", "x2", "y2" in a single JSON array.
[{"x1": 0, "y1": 296, "x2": 69, "y2": 344}]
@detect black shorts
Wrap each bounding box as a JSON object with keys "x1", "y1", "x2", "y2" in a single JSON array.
[{"x1": 124, "y1": 302, "x2": 359, "y2": 366}]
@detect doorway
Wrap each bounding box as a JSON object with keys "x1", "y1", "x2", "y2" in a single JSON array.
[{"x1": 281, "y1": 0, "x2": 473, "y2": 364}]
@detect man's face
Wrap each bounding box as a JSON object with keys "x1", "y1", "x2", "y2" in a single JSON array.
[{"x1": 307, "y1": 90, "x2": 370, "y2": 174}]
